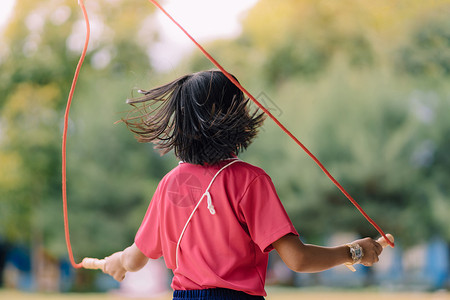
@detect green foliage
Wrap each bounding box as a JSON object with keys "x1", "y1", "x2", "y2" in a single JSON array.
[
  {"x1": 0, "y1": 0, "x2": 160, "y2": 260},
  {"x1": 395, "y1": 6, "x2": 450, "y2": 77},
  {"x1": 58, "y1": 72, "x2": 172, "y2": 259}
]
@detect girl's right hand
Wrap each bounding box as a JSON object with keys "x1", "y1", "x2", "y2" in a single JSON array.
[{"x1": 351, "y1": 237, "x2": 383, "y2": 266}]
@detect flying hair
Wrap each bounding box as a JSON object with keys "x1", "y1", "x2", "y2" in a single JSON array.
[{"x1": 120, "y1": 70, "x2": 265, "y2": 165}]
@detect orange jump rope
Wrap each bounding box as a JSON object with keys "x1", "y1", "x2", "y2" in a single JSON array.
[{"x1": 62, "y1": 0, "x2": 394, "y2": 271}]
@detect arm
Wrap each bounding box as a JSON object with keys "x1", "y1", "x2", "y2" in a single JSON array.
[
  {"x1": 272, "y1": 233, "x2": 383, "y2": 273},
  {"x1": 103, "y1": 243, "x2": 149, "y2": 281}
]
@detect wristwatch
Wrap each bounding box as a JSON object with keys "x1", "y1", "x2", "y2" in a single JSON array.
[{"x1": 347, "y1": 243, "x2": 364, "y2": 265}]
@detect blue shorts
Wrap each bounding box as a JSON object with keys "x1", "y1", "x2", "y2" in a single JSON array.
[{"x1": 173, "y1": 288, "x2": 265, "y2": 300}]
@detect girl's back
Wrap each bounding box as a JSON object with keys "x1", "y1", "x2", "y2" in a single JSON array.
[{"x1": 136, "y1": 159, "x2": 297, "y2": 296}]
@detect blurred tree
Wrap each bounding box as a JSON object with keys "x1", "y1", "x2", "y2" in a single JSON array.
[
  {"x1": 409, "y1": 87, "x2": 450, "y2": 242},
  {"x1": 395, "y1": 6, "x2": 450, "y2": 78},
  {"x1": 0, "y1": 0, "x2": 170, "y2": 291}
]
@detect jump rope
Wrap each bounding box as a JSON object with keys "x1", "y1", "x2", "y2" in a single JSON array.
[{"x1": 62, "y1": 0, "x2": 394, "y2": 271}]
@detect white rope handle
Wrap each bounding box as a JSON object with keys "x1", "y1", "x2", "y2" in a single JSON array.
[
  {"x1": 82, "y1": 257, "x2": 105, "y2": 270},
  {"x1": 175, "y1": 159, "x2": 240, "y2": 268}
]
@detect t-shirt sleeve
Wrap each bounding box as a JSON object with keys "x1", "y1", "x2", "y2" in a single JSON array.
[
  {"x1": 134, "y1": 184, "x2": 163, "y2": 259},
  {"x1": 239, "y1": 174, "x2": 298, "y2": 253}
]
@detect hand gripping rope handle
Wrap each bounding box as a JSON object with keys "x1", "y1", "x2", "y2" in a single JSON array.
[
  {"x1": 345, "y1": 233, "x2": 394, "y2": 272},
  {"x1": 63, "y1": 0, "x2": 394, "y2": 271}
]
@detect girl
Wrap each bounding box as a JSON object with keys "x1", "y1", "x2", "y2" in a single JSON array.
[{"x1": 103, "y1": 70, "x2": 383, "y2": 299}]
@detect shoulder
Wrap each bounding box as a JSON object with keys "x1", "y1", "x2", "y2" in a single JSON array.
[
  {"x1": 225, "y1": 160, "x2": 275, "y2": 191},
  {"x1": 153, "y1": 164, "x2": 184, "y2": 191},
  {"x1": 230, "y1": 160, "x2": 269, "y2": 178}
]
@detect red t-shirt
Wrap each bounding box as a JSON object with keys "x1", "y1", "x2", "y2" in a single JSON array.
[{"x1": 135, "y1": 159, "x2": 298, "y2": 296}]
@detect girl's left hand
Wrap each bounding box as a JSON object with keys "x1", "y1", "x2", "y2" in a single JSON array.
[{"x1": 103, "y1": 251, "x2": 127, "y2": 282}]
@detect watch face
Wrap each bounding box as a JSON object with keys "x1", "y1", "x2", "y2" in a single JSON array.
[{"x1": 355, "y1": 248, "x2": 362, "y2": 258}]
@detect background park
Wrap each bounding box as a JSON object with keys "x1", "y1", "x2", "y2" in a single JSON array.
[{"x1": 0, "y1": 0, "x2": 450, "y2": 298}]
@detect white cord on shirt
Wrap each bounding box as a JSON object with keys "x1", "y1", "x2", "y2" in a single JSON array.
[{"x1": 175, "y1": 158, "x2": 240, "y2": 268}]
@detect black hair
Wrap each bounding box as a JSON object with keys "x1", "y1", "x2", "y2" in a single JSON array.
[{"x1": 121, "y1": 70, "x2": 265, "y2": 165}]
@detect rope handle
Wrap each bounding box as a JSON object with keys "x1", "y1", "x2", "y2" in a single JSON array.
[
  {"x1": 82, "y1": 257, "x2": 106, "y2": 270},
  {"x1": 345, "y1": 233, "x2": 394, "y2": 272},
  {"x1": 377, "y1": 233, "x2": 395, "y2": 248}
]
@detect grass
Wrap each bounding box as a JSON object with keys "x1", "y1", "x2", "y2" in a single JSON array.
[{"x1": 1, "y1": 288, "x2": 450, "y2": 300}]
